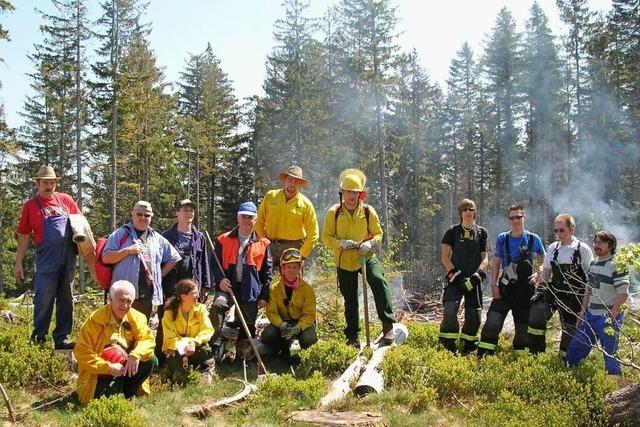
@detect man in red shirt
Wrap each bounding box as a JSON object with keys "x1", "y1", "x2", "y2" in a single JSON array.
[{"x1": 14, "y1": 166, "x2": 81, "y2": 349}]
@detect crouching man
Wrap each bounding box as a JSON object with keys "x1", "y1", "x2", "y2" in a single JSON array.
[
  {"x1": 73, "y1": 280, "x2": 155, "y2": 404},
  {"x1": 262, "y1": 248, "x2": 317, "y2": 365}
]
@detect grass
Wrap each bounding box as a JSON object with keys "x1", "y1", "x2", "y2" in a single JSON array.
[{"x1": 1, "y1": 270, "x2": 639, "y2": 426}]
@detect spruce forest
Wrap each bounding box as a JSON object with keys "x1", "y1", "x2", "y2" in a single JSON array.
[
  {"x1": 1, "y1": 1, "x2": 640, "y2": 426},
  {"x1": 1, "y1": 0, "x2": 639, "y2": 293}
]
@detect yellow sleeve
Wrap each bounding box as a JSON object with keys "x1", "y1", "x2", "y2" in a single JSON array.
[
  {"x1": 161, "y1": 310, "x2": 179, "y2": 352},
  {"x1": 300, "y1": 200, "x2": 319, "y2": 258},
  {"x1": 367, "y1": 205, "x2": 384, "y2": 248},
  {"x1": 266, "y1": 284, "x2": 283, "y2": 327},
  {"x1": 193, "y1": 305, "x2": 214, "y2": 345},
  {"x1": 73, "y1": 319, "x2": 110, "y2": 375},
  {"x1": 298, "y1": 286, "x2": 316, "y2": 330},
  {"x1": 321, "y1": 207, "x2": 340, "y2": 250},
  {"x1": 129, "y1": 313, "x2": 155, "y2": 361},
  {"x1": 255, "y1": 192, "x2": 269, "y2": 238}
]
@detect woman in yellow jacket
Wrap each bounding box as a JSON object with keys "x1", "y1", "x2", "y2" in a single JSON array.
[
  {"x1": 73, "y1": 280, "x2": 155, "y2": 405},
  {"x1": 162, "y1": 279, "x2": 215, "y2": 381},
  {"x1": 262, "y1": 248, "x2": 317, "y2": 365}
]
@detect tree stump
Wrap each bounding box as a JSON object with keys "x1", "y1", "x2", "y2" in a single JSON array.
[{"x1": 605, "y1": 382, "x2": 640, "y2": 425}]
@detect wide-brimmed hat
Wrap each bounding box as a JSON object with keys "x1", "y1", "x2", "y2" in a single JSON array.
[
  {"x1": 278, "y1": 166, "x2": 309, "y2": 187},
  {"x1": 33, "y1": 165, "x2": 60, "y2": 181}
]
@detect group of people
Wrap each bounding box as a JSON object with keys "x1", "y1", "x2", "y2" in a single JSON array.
[
  {"x1": 439, "y1": 199, "x2": 630, "y2": 376},
  {"x1": 14, "y1": 165, "x2": 630, "y2": 405},
  {"x1": 14, "y1": 165, "x2": 397, "y2": 404}
]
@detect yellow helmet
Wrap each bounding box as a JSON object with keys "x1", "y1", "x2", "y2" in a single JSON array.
[
  {"x1": 280, "y1": 247, "x2": 303, "y2": 265},
  {"x1": 339, "y1": 168, "x2": 366, "y2": 192}
]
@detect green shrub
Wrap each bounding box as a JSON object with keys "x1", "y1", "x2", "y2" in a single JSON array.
[
  {"x1": 0, "y1": 323, "x2": 69, "y2": 388},
  {"x1": 75, "y1": 395, "x2": 146, "y2": 427},
  {"x1": 252, "y1": 371, "x2": 326, "y2": 410},
  {"x1": 299, "y1": 339, "x2": 358, "y2": 378},
  {"x1": 405, "y1": 322, "x2": 440, "y2": 349},
  {"x1": 383, "y1": 346, "x2": 478, "y2": 400},
  {"x1": 474, "y1": 390, "x2": 576, "y2": 427}
]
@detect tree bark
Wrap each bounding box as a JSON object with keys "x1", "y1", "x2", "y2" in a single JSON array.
[{"x1": 605, "y1": 382, "x2": 640, "y2": 426}]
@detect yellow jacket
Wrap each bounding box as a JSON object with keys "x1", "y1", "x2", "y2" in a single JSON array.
[
  {"x1": 161, "y1": 303, "x2": 214, "y2": 352},
  {"x1": 73, "y1": 304, "x2": 155, "y2": 405},
  {"x1": 266, "y1": 278, "x2": 316, "y2": 330},
  {"x1": 256, "y1": 189, "x2": 319, "y2": 258},
  {"x1": 321, "y1": 202, "x2": 383, "y2": 272}
]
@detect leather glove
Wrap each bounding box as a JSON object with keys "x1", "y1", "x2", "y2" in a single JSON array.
[
  {"x1": 339, "y1": 239, "x2": 358, "y2": 249},
  {"x1": 280, "y1": 321, "x2": 293, "y2": 336},
  {"x1": 282, "y1": 325, "x2": 301, "y2": 341},
  {"x1": 462, "y1": 270, "x2": 486, "y2": 292},
  {"x1": 359, "y1": 239, "x2": 374, "y2": 255}
]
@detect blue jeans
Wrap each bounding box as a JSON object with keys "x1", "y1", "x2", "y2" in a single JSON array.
[{"x1": 566, "y1": 311, "x2": 624, "y2": 374}]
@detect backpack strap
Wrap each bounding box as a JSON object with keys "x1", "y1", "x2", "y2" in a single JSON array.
[{"x1": 334, "y1": 203, "x2": 371, "y2": 235}]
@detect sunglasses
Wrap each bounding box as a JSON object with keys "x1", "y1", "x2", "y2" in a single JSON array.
[
  {"x1": 135, "y1": 213, "x2": 152, "y2": 218},
  {"x1": 554, "y1": 228, "x2": 566, "y2": 233},
  {"x1": 462, "y1": 207, "x2": 475, "y2": 212},
  {"x1": 239, "y1": 214, "x2": 255, "y2": 219},
  {"x1": 508, "y1": 215, "x2": 524, "y2": 220}
]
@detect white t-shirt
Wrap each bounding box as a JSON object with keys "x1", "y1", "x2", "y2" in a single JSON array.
[{"x1": 542, "y1": 236, "x2": 593, "y2": 272}]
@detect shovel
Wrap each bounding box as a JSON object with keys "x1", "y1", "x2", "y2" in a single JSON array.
[{"x1": 360, "y1": 254, "x2": 371, "y2": 348}]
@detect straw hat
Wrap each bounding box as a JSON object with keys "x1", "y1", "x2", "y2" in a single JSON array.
[{"x1": 33, "y1": 165, "x2": 60, "y2": 181}]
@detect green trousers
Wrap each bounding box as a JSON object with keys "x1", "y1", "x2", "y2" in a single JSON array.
[{"x1": 337, "y1": 257, "x2": 395, "y2": 341}]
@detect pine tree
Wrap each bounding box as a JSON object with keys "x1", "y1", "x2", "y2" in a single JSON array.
[
  {"x1": 482, "y1": 7, "x2": 523, "y2": 210},
  {"x1": 177, "y1": 43, "x2": 239, "y2": 234},
  {"x1": 91, "y1": 0, "x2": 149, "y2": 231},
  {"x1": 334, "y1": 0, "x2": 399, "y2": 240},
  {"x1": 522, "y1": 2, "x2": 564, "y2": 234}
]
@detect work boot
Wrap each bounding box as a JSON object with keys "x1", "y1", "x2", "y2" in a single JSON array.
[
  {"x1": 200, "y1": 358, "x2": 217, "y2": 384},
  {"x1": 381, "y1": 323, "x2": 396, "y2": 344},
  {"x1": 54, "y1": 339, "x2": 76, "y2": 350},
  {"x1": 346, "y1": 338, "x2": 360, "y2": 350}
]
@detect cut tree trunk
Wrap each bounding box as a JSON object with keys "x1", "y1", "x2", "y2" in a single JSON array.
[{"x1": 606, "y1": 382, "x2": 640, "y2": 426}]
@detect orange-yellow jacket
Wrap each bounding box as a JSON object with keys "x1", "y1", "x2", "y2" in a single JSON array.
[
  {"x1": 73, "y1": 304, "x2": 155, "y2": 405},
  {"x1": 321, "y1": 202, "x2": 383, "y2": 272},
  {"x1": 256, "y1": 189, "x2": 319, "y2": 258},
  {"x1": 161, "y1": 302, "x2": 214, "y2": 352},
  {"x1": 266, "y1": 278, "x2": 316, "y2": 330}
]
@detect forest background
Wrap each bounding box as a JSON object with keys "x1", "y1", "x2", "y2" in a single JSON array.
[{"x1": 0, "y1": 0, "x2": 638, "y2": 295}]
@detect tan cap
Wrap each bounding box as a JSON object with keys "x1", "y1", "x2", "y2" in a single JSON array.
[
  {"x1": 132, "y1": 200, "x2": 153, "y2": 214},
  {"x1": 278, "y1": 165, "x2": 309, "y2": 187},
  {"x1": 34, "y1": 165, "x2": 60, "y2": 181}
]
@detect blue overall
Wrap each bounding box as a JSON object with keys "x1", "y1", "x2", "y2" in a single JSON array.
[{"x1": 31, "y1": 196, "x2": 76, "y2": 345}]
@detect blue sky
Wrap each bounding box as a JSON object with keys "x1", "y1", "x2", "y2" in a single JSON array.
[{"x1": 0, "y1": 0, "x2": 611, "y2": 128}]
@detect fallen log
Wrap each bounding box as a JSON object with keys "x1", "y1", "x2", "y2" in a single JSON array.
[
  {"x1": 288, "y1": 410, "x2": 384, "y2": 426},
  {"x1": 605, "y1": 382, "x2": 640, "y2": 425},
  {"x1": 319, "y1": 354, "x2": 369, "y2": 407},
  {"x1": 354, "y1": 323, "x2": 408, "y2": 397},
  {"x1": 182, "y1": 379, "x2": 257, "y2": 418}
]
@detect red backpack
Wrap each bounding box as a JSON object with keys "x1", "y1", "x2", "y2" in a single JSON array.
[{"x1": 95, "y1": 227, "x2": 130, "y2": 290}]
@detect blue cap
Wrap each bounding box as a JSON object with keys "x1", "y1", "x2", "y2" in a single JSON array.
[{"x1": 237, "y1": 201, "x2": 257, "y2": 216}]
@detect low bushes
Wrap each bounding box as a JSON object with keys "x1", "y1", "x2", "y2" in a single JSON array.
[
  {"x1": 299, "y1": 339, "x2": 358, "y2": 378},
  {"x1": 74, "y1": 395, "x2": 145, "y2": 427}
]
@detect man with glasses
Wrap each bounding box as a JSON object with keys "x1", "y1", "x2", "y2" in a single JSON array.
[
  {"x1": 527, "y1": 213, "x2": 593, "y2": 358},
  {"x1": 439, "y1": 199, "x2": 489, "y2": 353},
  {"x1": 102, "y1": 201, "x2": 181, "y2": 321},
  {"x1": 256, "y1": 166, "x2": 319, "y2": 265},
  {"x1": 478, "y1": 204, "x2": 545, "y2": 356},
  {"x1": 566, "y1": 231, "x2": 629, "y2": 374},
  {"x1": 209, "y1": 202, "x2": 273, "y2": 358},
  {"x1": 262, "y1": 248, "x2": 317, "y2": 365}
]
